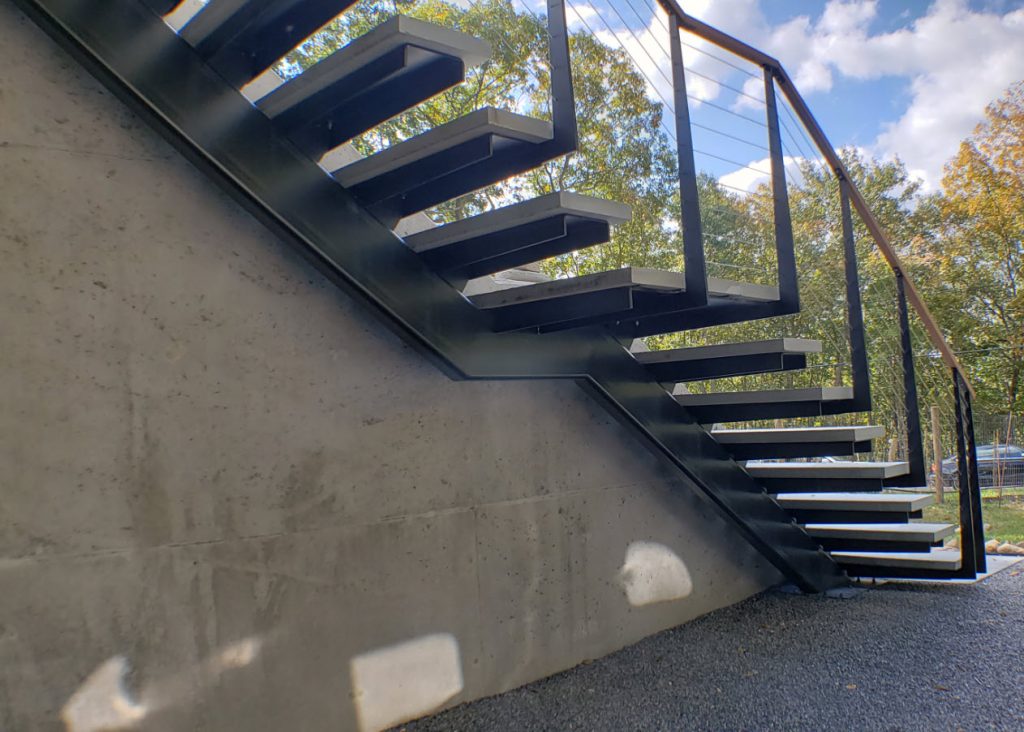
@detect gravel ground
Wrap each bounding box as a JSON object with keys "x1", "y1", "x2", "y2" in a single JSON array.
[{"x1": 405, "y1": 566, "x2": 1024, "y2": 731}]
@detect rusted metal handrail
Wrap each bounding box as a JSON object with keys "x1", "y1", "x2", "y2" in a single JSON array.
[{"x1": 657, "y1": 0, "x2": 975, "y2": 397}]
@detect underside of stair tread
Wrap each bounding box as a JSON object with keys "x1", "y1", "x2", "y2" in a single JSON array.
[
  {"x1": 332, "y1": 107, "x2": 553, "y2": 186},
  {"x1": 774, "y1": 492, "x2": 936, "y2": 511},
  {"x1": 712, "y1": 425, "x2": 884, "y2": 444},
  {"x1": 469, "y1": 267, "x2": 779, "y2": 309},
  {"x1": 636, "y1": 337, "x2": 820, "y2": 383},
  {"x1": 635, "y1": 338, "x2": 821, "y2": 365},
  {"x1": 36, "y1": 0, "x2": 964, "y2": 598},
  {"x1": 404, "y1": 192, "x2": 631, "y2": 252},
  {"x1": 832, "y1": 548, "x2": 962, "y2": 570},
  {"x1": 181, "y1": 0, "x2": 357, "y2": 85},
  {"x1": 676, "y1": 386, "x2": 855, "y2": 407},
  {"x1": 803, "y1": 522, "x2": 956, "y2": 542},
  {"x1": 180, "y1": 0, "x2": 264, "y2": 45},
  {"x1": 257, "y1": 15, "x2": 491, "y2": 117},
  {"x1": 745, "y1": 461, "x2": 910, "y2": 480}
]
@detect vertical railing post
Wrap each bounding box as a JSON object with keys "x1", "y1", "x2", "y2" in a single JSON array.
[
  {"x1": 668, "y1": 22, "x2": 708, "y2": 305},
  {"x1": 546, "y1": 0, "x2": 578, "y2": 147},
  {"x1": 762, "y1": 69, "x2": 798, "y2": 309},
  {"x1": 953, "y1": 372, "x2": 979, "y2": 577},
  {"x1": 839, "y1": 178, "x2": 870, "y2": 408},
  {"x1": 962, "y1": 382, "x2": 987, "y2": 573},
  {"x1": 895, "y1": 272, "x2": 926, "y2": 485}
]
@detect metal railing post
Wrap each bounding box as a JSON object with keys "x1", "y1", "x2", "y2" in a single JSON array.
[
  {"x1": 896, "y1": 272, "x2": 926, "y2": 485},
  {"x1": 953, "y1": 372, "x2": 979, "y2": 576},
  {"x1": 962, "y1": 383, "x2": 987, "y2": 573},
  {"x1": 668, "y1": 21, "x2": 707, "y2": 305},
  {"x1": 839, "y1": 178, "x2": 871, "y2": 408},
  {"x1": 762, "y1": 68, "x2": 798, "y2": 309}
]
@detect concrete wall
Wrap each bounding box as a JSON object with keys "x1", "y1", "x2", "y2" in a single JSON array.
[{"x1": 0, "y1": 4, "x2": 782, "y2": 730}]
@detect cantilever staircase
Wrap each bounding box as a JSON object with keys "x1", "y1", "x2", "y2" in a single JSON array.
[{"x1": 18, "y1": 0, "x2": 987, "y2": 590}]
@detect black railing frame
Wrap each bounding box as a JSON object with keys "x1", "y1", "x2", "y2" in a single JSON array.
[
  {"x1": 639, "y1": 12, "x2": 801, "y2": 336},
  {"x1": 14, "y1": 0, "x2": 848, "y2": 593}
]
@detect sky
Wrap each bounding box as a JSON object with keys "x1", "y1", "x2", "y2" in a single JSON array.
[{"x1": 565, "y1": 0, "x2": 1024, "y2": 193}]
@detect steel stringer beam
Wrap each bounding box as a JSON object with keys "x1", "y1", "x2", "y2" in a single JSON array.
[{"x1": 12, "y1": 0, "x2": 847, "y2": 593}]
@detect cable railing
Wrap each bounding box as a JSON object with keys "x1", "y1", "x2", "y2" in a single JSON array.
[
  {"x1": 653, "y1": 0, "x2": 984, "y2": 574},
  {"x1": 206, "y1": 0, "x2": 985, "y2": 568}
]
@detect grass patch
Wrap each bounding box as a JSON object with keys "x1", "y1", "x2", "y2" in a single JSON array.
[{"x1": 923, "y1": 493, "x2": 1024, "y2": 544}]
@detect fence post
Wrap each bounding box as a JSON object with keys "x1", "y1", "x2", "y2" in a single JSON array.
[{"x1": 931, "y1": 405, "x2": 943, "y2": 503}]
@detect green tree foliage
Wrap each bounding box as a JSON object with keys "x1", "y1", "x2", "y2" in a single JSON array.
[
  {"x1": 288, "y1": 2, "x2": 1019, "y2": 434},
  {"x1": 930, "y1": 82, "x2": 1024, "y2": 416},
  {"x1": 285, "y1": 0, "x2": 678, "y2": 255}
]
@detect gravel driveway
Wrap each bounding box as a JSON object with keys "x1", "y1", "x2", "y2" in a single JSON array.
[{"x1": 405, "y1": 565, "x2": 1024, "y2": 731}]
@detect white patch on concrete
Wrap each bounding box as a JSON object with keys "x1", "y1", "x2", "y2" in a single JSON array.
[
  {"x1": 618, "y1": 541, "x2": 694, "y2": 607},
  {"x1": 350, "y1": 633, "x2": 463, "y2": 732},
  {"x1": 212, "y1": 636, "x2": 263, "y2": 672},
  {"x1": 61, "y1": 656, "x2": 146, "y2": 731}
]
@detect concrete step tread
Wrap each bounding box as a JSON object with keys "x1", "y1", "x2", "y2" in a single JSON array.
[
  {"x1": 832, "y1": 548, "x2": 962, "y2": 571},
  {"x1": 746, "y1": 461, "x2": 910, "y2": 479},
  {"x1": 470, "y1": 267, "x2": 779, "y2": 309},
  {"x1": 675, "y1": 386, "x2": 854, "y2": 407},
  {"x1": 712, "y1": 425, "x2": 884, "y2": 444},
  {"x1": 258, "y1": 15, "x2": 491, "y2": 114},
  {"x1": 404, "y1": 192, "x2": 631, "y2": 252},
  {"x1": 804, "y1": 522, "x2": 956, "y2": 542},
  {"x1": 635, "y1": 338, "x2": 821, "y2": 365},
  {"x1": 333, "y1": 107, "x2": 553, "y2": 186},
  {"x1": 775, "y1": 492, "x2": 936, "y2": 511}
]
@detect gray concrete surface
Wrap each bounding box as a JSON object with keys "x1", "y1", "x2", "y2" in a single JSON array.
[
  {"x1": 407, "y1": 568, "x2": 1024, "y2": 732},
  {"x1": 0, "y1": 4, "x2": 781, "y2": 730}
]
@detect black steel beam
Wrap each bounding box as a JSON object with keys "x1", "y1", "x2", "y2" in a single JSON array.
[
  {"x1": 645, "y1": 352, "x2": 807, "y2": 383},
  {"x1": 841, "y1": 564, "x2": 976, "y2": 581},
  {"x1": 953, "y1": 372, "x2": 980, "y2": 580},
  {"x1": 785, "y1": 509, "x2": 922, "y2": 524},
  {"x1": 962, "y1": 380, "x2": 987, "y2": 573},
  {"x1": 839, "y1": 179, "x2": 871, "y2": 408},
  {"x1": 896, "y1": 273, "x2": 927, "y2": 486},
  {"x1": 279, "y1": 50, "x2": 467, "y2": 156},
  {"x1": 763, "y1": 67, "x2": 798, "y2": 310},
  {"x1": 757, "y1": 478, "x2": 885, "y2": 493},
  {"x1": 668, "y1": 20, "x2": 707, "y2": 305},
  {"x1": 425, "y1": 218, "x2": 611, "y2": 283},
  {"x1": 725, "y1": 439, "x2": 873, "y2": 461},
  {"x1": 182, "y1": 0, "x2": 359, "y2": 87},
  {"x1": 818, "y1": 539, "x2": 942, "y2": 553},
  {"x1": 14, "y1": 0, "x2": 846, "y2": 592}
]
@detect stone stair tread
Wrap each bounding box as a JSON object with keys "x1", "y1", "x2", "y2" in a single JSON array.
[
  {"x1": 469, "y1": 267, "x2": 779, "y2": 309},
  {"x1": 713, "y1": 425, "x2": 884, "y2": 444},
  {"x1": 831, "y1": 548, "x2": 962, "y2": 571},
  {"x1": 745, "y1": 461, "x2": 910, "y2": 480},
  {"x1": 404, "y1": 192, "x2": 631, "y2": 253},
  {"x1": 675, "y1": 386, "x2": 854, "y2": 407},
  {"x1": 257, "y1": 15, "x2": 491, "y2": 115},
  {"x1": 803, "y1": 522, "x2": 956, "y2": 542},
  {"x1": 635, "y1": 338, "x2": 821, "y2": 365},
  {"x1": 332, "y1": 107, "x2": 553, "y2": 187},
  {"x1": 774, "y1": 492, "x2": 936, "y2": 511}
]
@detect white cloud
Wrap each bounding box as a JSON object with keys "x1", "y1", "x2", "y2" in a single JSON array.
[
  {"x1": 718, "y1": 155, "x2": 807, "y2": 193},
  {"x1": 569, "y1": 0, "x2": 1023, "y2": 191},
  {"x1": 684, "y1": 0, "x2": 1024, "y2": 190}
]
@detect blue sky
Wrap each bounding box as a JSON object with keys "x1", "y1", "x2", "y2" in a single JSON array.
[{"x1": 570, "y1": 0, "x2": 1024, "y2": 192}]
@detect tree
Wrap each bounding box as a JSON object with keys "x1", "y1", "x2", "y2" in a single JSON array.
[
  {"x1": 284, "y1": 0, "x2": 679, "y2": 259},
  {"x1": 933, "y1": 82, "x2": 1024, "y2": 416}
]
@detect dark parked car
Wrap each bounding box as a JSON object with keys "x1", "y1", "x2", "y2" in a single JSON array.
[{"x1": 935, "y1": 443, "x2": 1024, "y2": 488}]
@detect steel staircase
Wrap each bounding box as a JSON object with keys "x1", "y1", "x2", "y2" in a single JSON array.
[{"x1": 16, "y1": 0, "x2": 987, "y2": 590}]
